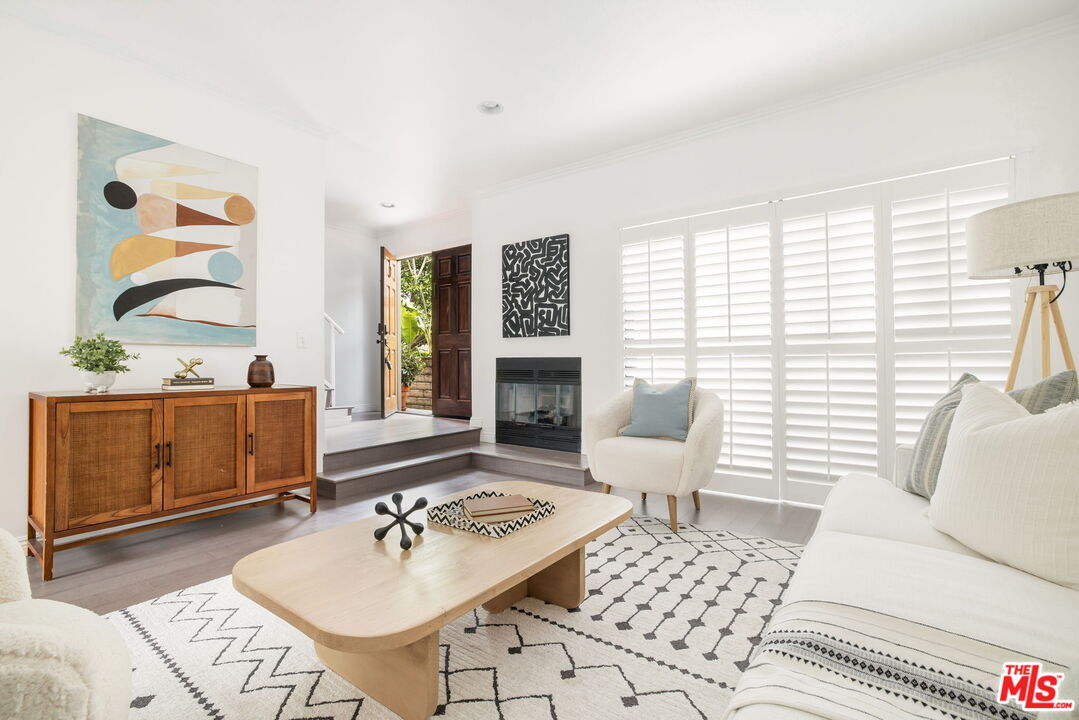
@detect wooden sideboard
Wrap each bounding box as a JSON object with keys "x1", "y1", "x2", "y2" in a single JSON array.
[{"x1": 27, "y1": 385, "x2": 317, "y2": 580}]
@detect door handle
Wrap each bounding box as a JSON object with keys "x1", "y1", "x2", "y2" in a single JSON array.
[
  {"x1": 154, "y1": 443, "x2": 162, "y2": 469},
  {"x1": 247, "y1": 433, "x2": 254, "y2": 455},
  {"x1": 165, "y1": 441, "x2": 172, "y2": 467}
]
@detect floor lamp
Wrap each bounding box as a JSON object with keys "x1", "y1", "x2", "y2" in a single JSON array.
[{"x1": 966, "y1": 191, "x2": 1079, "y2": 391}]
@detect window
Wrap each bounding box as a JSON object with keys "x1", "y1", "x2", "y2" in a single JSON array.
[{"x1": 620, "y1": 159, "x2": 1013, "y2": 503}]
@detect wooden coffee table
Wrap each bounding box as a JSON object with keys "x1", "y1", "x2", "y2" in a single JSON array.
[{"x1": 232, "y1": 480, "x2": 632, "y2": 720}]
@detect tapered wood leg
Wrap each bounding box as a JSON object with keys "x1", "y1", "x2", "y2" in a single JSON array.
[
  {"x1": 667, "y1": 495, "x2": 678, "y2": 532},
  {"x1": 1050, "y1": 299, "x2": 1076, "y2": 370},
  {"x1": 528, "y1": 548, "x2": 586, "y2": 609},
  {"x1": 482, "y1": 580, "x2": 526, "y2": 612},
  {"x1": 1041, "y1": 290, "x2": 1052, "y2": 378},
  {"x1": 641, "y1": 492, "x2": 647, "y2": 500},
  {"x1": 1006, "y1": 290, "x2": 1037, "y2": 391},
  {"x1": 601, "y1": 484, "x2": 611, "y2": 494},
  {"x1": 25, "y1": 522, "x2": 34, "y2": 558},
  {"x1": 315, "y1": 632, "x2": 439, "y2": 720},
  {"x1": 691, "y1": 490, "x2": 701, "y2": 511}
]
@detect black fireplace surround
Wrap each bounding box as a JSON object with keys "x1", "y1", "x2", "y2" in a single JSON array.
[{"x1": 495, "y1": 357, "x2": 581, "y2": 453}]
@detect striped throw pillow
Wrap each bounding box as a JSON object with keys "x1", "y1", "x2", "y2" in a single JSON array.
[{"x1": 902, "y1": 369, "x2": 1079, "y2": 498}]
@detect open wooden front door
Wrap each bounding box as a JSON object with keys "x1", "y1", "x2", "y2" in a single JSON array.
[
  {"x1": 432, "y1": 244, "x2": 472, "y2": 418},
  {"x1": 379, "y1": 247, "x2": 400, "y2": 417}
]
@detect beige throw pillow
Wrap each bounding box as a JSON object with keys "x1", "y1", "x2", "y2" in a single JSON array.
[{"x1": 929, "y1": 383, "x2": 1079, "y2": 589}]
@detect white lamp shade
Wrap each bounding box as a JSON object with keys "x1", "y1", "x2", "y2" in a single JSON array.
[{"x1": 966, "y1": 191, "x2": 1079, "y2": 279}]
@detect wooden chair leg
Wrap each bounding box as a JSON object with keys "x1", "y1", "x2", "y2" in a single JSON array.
[
  {"x1": 667, "y1": 495, "x2": 678, "y2": 532},
  {"x1": 641, "y1": 492, "x2": 647, "y2": 500},
  {"x1": 692, "y1": 490, "x2": 701, "y2": 511},
  {"x1": 601, "y1": 484, "x2": 612, "y2": 494}
]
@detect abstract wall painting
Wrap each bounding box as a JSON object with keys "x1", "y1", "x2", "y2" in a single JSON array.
[
  {"x1": 502, "y1": 233, "x2": 570, "y2": 337},
  {"x1": 76, "y1": 115, "x2": 257, "y2": 345}
]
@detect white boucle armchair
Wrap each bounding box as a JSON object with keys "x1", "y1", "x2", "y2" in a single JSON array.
[
  {"x1": 586, "y1": 386, "x2": 725, "y2": 531},
  {"x1": 0, "y1": 529, "x2": 131, "y2": 720}
]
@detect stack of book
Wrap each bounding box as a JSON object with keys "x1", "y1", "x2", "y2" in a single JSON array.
[
  {"x1": 161, "y1": 377, "x2": 215, "y2": 390},
  {"x1": 462, "y1": 494, "x2": 535, "y2": 524}
]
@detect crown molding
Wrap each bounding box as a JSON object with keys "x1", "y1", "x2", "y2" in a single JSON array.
[
  {"x1": 473, "y1": 12, "x2": 1079, "y2": 202},
  {"x1": 0, "y1": 10, "x2": 334, "y2": 140}
]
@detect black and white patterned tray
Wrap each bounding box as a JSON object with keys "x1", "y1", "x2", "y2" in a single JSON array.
[{"x1": 426, "y1": 490, "x2": 556, "y2": 538}]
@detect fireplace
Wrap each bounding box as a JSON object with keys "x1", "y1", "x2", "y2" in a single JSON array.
[{"x1": 495, "y1": 357, "x2": 581, "y2": 453}]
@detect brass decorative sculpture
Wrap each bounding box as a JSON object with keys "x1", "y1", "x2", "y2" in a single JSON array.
[{"x1": 174, "y1": 357, "x2": 204, "y2": 379}]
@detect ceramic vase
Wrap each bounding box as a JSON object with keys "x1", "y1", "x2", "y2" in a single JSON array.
[{"x1": 247, "y1": 355, "x2": 275, "y2": 387}]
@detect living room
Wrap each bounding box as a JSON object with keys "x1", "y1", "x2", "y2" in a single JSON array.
[{"x1": 2, "y1": 2, "x2": 1078, "y2": 719}]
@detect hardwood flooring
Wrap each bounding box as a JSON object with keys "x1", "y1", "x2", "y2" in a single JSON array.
[{"x1": 27, "y1": 469, "x2": 820, "y2": 615}]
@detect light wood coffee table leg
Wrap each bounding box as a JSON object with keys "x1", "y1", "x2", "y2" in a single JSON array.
[
  {"x1": 484, "y1": 547, "x2": 586, "y2": 613},
  {"x1": 315, "y1": 632, "x2": 439, "y2": 720}
]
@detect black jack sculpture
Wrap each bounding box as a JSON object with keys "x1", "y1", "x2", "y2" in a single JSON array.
[{"x1": 373, "y1": 493, "x2": 428, "y2": 550}]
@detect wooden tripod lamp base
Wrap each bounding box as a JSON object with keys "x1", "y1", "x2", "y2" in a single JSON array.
[{"x1": 1005, "y1": 285, "x2": 1077, "y2": 391}]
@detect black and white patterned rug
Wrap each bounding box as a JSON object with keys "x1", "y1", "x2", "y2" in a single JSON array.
[{"x1": 108, "y1": 516, "x2": 802, "y2": 719}]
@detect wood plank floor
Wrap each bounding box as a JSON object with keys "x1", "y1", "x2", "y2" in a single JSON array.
[{"x1": 27, "y1": 470, "x2": 820, "y2": 615}]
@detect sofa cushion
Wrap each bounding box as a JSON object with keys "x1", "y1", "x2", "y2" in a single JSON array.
[
  {"x1": 818, "y1": 473, "x2": 984, "y2": 557},
  {"x1": 930, "y1": 383, "x2": 1079, "y2": 589},
  {"x1": 0, "y1": 598, "x2": 131, "y2": 720},
  {"x1": 591, "y1": 436, "x2": 685, "y2": 493}
]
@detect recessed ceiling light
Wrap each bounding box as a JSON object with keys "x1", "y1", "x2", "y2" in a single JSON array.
[
  {"x1": 477, "y1": 101, "x2": 503, "y2": 115},
  {"x1": 380, "y1": 201, "x2": 395, "y2": 208}
]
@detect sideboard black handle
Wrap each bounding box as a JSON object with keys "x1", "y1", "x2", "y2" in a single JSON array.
[
  {"x1": 247, "y1": 433, "x2": 254, "y2": 455},
  {"x1": 154, "y1": 443, "x2": 162, "y2": 469},
  {"x1": 165, "y1": 441, "x2": 172, "y2": 467}
]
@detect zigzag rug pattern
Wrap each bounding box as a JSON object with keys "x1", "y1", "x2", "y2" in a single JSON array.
[{"x1": 109, "y1": 516, "x2": 802, "y2": 719}]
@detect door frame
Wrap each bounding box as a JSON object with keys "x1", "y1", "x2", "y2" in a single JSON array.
[{"x1": 379, "y1": 246, "x2": 400, "y2": 418}]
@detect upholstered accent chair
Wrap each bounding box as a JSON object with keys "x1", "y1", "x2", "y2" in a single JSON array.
[
  {"x1": 0, "y1": 529, "x2": 131, "y2": 719},
  {"x1": 586, "y1": 386, "x2": 725, "y2": 531}
]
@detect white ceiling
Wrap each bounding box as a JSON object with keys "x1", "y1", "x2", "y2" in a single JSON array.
[{"x1": 6, "y1": 0, "x2": 1078, "y2": 231}]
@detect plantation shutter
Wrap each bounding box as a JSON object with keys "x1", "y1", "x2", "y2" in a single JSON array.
[
  {"x1": 621, "y1": 224, "x2": 686, "y2": 385},
  {"x1": 619, "y1": 158, "x2": 1014, "y2": 503},
  {"x1": 889, "y1": 162, "x2": 1013, "y2": 445},
  {"x1": 692, "y1": 208, "x2": 774, "y2": 482}
]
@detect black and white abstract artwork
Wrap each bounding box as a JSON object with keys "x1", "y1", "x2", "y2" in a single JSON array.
[{"x1": 502, "y1": 233, "x2": 570, "y2": 337}]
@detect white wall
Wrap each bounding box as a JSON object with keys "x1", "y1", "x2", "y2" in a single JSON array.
[
  {"x1": 466, "y1": 23, "x2": 1079, "y2": 498},
  {"x1": 0, "y1": 17, "x2": 327, "y2": 539},
  {"x1": 325, "y1": 225, "x2": 379, "y2": 410},
  {"x1": 379, "y1": 210, "x2": 472, "y2": 259}
]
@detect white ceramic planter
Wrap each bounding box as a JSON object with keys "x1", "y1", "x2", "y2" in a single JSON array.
[{"x1": 83, "y1": 371, "x2": 117, "y2": 393}]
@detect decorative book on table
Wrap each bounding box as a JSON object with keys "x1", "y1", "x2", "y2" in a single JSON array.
[
  {"x1": 161, "y1": 377, "x2": 215, "y2": 390},
  {"x1": 428, "y1": 490, "x2": 555, "y2": 538}
]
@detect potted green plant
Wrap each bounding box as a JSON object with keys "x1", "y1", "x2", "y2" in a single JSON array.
[
  {"x1": 59, "y1": 333, "x2": 140, "y2": 393},
  {"x1": 400, "y1": 346, "x2": 426, "y2": 410}
]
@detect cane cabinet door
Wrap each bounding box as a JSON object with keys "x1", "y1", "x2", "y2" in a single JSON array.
[
  {"x1": 164, "y1": 395, "x2": 246, "y2": 509},
  {"x1": 246, "y1": 392, "x2": 312, "y2": 493},
  {"x1": 55, "y1": 400, "x2": 164, "y2": 531}
]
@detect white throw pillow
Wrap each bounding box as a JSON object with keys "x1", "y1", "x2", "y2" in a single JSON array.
[{"x1": 929, "y1": 383, "x2": 1079, "y2": 589}]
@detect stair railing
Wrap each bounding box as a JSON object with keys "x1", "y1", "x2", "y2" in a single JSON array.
[{"x1": 324, "y1": 312, "x2": 345, "y2": 408}]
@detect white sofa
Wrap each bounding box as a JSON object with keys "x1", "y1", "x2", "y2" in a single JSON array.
[
  {"x1": 0, "y1": 530, "x2": 131, "y2": 720},
  {"x1": 586, "y1": 386, "x2": 725, "y2": 531},
  {"x1": 727, "y1": 445, "x2": 1079, "y2": 720}
]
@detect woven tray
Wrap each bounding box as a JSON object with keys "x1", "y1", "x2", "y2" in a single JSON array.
[{"x1": 426, "y1": 490, "x2": 556, "y2": 538}]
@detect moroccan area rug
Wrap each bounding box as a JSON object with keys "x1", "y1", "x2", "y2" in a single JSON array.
[{"x1": 108, "y1": 516, "x2": 803, "y2": 720}]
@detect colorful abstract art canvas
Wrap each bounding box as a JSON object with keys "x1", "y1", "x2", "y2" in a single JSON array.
[{"x1": 76, "y1": 115, "x2": 257, "y2": 345}]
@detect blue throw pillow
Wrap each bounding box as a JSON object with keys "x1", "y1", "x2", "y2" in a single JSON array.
[{"x1": 620, "y1": 378, "x2": 696, "y2": 441}]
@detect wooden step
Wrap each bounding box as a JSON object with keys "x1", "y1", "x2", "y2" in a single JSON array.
[
  {"x1": 318, "y1": 448, "x2": 473, "y2": 499},
  {"x1": 323, "y1": 426, "x2": 480, "y2": 472},
  {"x1": 469, "y1": 443, "x2": 593, "y2": 487}
]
